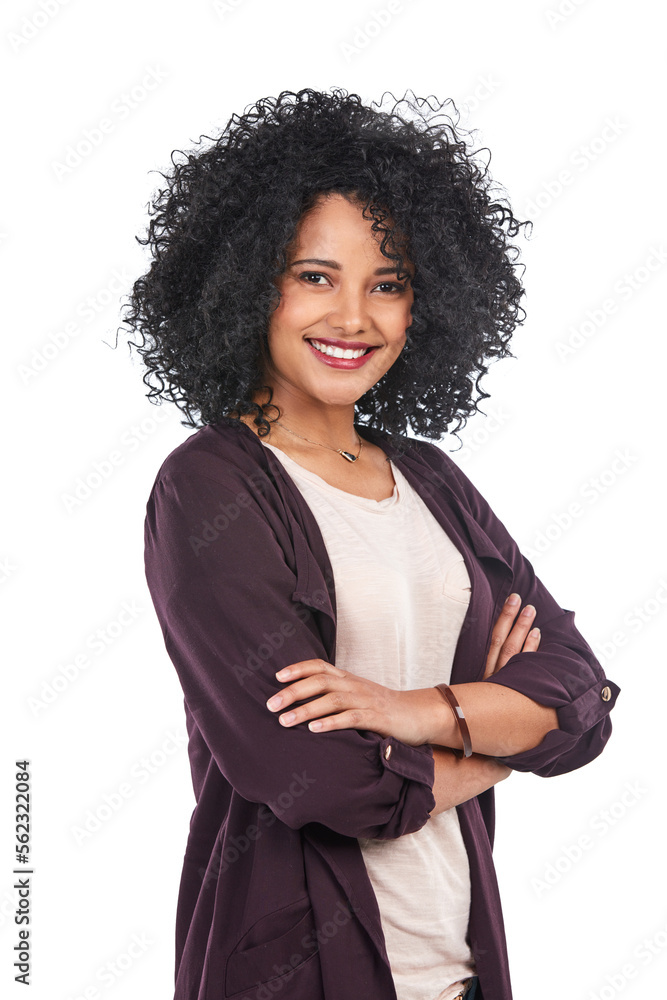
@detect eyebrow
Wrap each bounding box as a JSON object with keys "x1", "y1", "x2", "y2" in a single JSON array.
[{"x1": 288, "y1": 257, "x2": 412, "y2": 277}]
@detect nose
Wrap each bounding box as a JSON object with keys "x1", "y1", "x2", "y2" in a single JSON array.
[{"x1": 325, "y1": 282, "x2": 371, "y2": 335}]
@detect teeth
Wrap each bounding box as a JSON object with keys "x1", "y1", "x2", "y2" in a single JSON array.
[{"x1": 310, "y1": 340, "x2": 368, "y2": 359}]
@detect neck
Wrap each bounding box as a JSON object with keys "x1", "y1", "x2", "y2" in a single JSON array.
[{"x1": 251, "y1": 389, "x2": 359, "y2": 452}]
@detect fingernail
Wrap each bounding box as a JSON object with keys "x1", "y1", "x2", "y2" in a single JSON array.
[
  {"x1": 279, "y1": 712, "x2": 296, "y2": 725},
  {"x1": 266, "y1": 695, "x2": 282, "y2": 710},
  {"x1": 276, "y1": 668, "x2": 291, "y2": 680},
  {"x1": 308, "y1": 721, "x2": 323, "y2": 731},
  {"x1": 506, "y1": 593, "x2": 520, "y2": 606},
  {"x1": 531, "y1": 628, "x2": 541, "y2": 638},
  {"x1": 521, "y1": 605, "x2": 535, "y2": 617}
]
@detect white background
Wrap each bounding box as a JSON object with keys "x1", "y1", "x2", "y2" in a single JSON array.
[{"x1": 3, "y1": 1, "x2": 665, "y2": 998}]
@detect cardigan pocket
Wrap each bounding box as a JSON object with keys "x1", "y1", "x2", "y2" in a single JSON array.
[
  {"x1": 442, "y1": 557, "x2": 473, "y2": 605},
  {"x1": 224, "y1": 896, "x2": 320, "y2": 997}
]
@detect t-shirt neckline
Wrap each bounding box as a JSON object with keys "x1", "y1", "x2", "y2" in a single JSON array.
[{"x1": 260, "y1": 439, "x2": 402, "y2": 510}]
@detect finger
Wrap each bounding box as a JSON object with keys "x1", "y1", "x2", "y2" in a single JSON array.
[
  {"x1": 521, "y1": 627, "x2": 541, "y2": 653},
  {"x1": 486, "y1": 621, "x2": 541, "y2": 678},
  {"x1": 266, "y1": 672, "x2": 343, "y2": 713},
  {"x1": 308, "y1": 707, "x2": 378, "y2": 734},
  {"x1": 275, "y1": 658, "x2": 345, "y2": 682},
  {"x1": 484, "y1": 593, "x2": 522, "y2": 678},
  {"x1": 274, "y1": 691, "x2": 357, "y2": 729},
  {"x1": 494, "y1": 605, "x2": 537, "y2": 671}
]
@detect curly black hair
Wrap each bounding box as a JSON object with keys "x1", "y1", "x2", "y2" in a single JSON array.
[{"x1": 120, "y1": 87, "x2": 529, "y2": 451}]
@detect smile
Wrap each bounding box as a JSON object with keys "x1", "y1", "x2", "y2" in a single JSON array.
[
  {"x1": 306, "y1": 338, "x2": 379, "y2": 370},
  {"x1": 310, "y1": 339, "x2": 370, "y2": 359}
]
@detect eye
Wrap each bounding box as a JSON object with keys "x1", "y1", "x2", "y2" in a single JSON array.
[
  {"x1": 298, "y1": 271, "x2": 329, "y2": 286},
  {"x1": 295, "y1": 272, "x2": 410, "y2": 293}
]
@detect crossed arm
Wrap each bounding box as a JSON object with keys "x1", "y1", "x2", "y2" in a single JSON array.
[{"x1": 266, "y1": 593, "x2": 559, "y2": 817}]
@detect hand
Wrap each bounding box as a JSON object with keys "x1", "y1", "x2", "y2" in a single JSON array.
[
  {"x1": 483, "y1": 592, "x2": 541, "y2": 680},
  {"x1": 266, "y1": 594, "x2": 544, "y2": 748},
  {"x1": 265, "y1": 659, "x2": 437, "y2": 746}
]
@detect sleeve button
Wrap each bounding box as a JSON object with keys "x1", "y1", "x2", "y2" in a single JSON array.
[
  {"x1": 601, "y1": 686, "x2": 612, "y2": 702},
  {"x1": 384, "y1": 744, "x2": 392, "y2": 760}
]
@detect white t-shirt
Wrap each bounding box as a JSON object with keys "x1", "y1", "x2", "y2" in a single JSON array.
[{"x1": 261, "y1": 441, "x2": 476, "y2": 1000}]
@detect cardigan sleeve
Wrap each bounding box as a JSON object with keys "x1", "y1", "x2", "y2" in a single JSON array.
[
  {"x1": 423, "y1": 442, "x2": 621, "y2": 778},
  {"x1": 144, "y1": 450, "x2": 436, "y2": 839}
]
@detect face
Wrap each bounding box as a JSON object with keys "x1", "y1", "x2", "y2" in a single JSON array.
[{"x1": 260, "y1": 193, "x2": 414, "y2": 412}]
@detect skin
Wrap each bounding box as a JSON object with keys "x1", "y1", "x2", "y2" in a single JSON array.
[
  {"x1": 239, "y1": 192, "x2": 558, "y2": 816},
  {"x1": 239, "y1": 190, "x2": 415, "y2": 500},
  {"x1": 262, "y1": 194, "x2": 414, "y2": 423}
]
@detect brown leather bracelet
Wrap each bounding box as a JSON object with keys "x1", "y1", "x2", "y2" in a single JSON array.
[{"x1": 434, "y1": 683, "x2": 473, "y2": 758}]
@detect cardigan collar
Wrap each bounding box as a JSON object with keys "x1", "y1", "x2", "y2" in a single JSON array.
[{"x1": 209, "y1": 418, "x2": 512, "y2": 639}]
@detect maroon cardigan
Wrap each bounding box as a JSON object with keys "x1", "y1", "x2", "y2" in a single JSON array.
[{"x1": 143, "y1": 417, "x2": 620, "y2": 1000}]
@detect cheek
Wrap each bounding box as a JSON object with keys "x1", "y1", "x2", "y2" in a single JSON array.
[
  {"x1": 269, "y1": 292, "x2": 312, "y2": 339},
  {"x1": 394, "y1": 299, "x2": 413, "y2": 335},
  {"x1": 394, "y1": 287, "x2": 413, "y2": 324}
]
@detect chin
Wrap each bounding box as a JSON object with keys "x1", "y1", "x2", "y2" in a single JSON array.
[{"x1": 309, "y1": 387, "x2": 368, "y2": 408}]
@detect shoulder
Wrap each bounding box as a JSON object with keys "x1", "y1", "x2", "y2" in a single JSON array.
[
  {"x1": 388, "y1": 432, "x2": 477, "y2": 505},
  {"x1": 151, "y1": 419, "x2": 272, "y2": 492},
  {"x1": 358, "y1": 423, "x2": 479, "y2": 506},
  {"x1": 144, "y1": 421, "x2": 291, "y2": 559}
]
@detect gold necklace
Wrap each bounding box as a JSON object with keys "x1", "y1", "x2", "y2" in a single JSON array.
[{"x1": 273, "y1": 420, "x2": 364, "y2": 463}]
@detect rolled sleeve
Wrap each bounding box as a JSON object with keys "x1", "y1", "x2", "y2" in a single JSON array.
[
  {"x1": 366, "y1": 737, "x2": 436, "y2": 838},
  {"x1": 422, "y1": 443, "x2": 621, "y2": 777},
  {"x1": 558, "y1": 676, "x2": 620, "y2": 734},
  {"x1": 482, "y1": 609, "x2": 620, "y2": 775}
]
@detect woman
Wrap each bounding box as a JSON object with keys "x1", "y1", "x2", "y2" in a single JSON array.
[{"x1": 126, "y1": 89, "x2": 620, "y2": 1000}]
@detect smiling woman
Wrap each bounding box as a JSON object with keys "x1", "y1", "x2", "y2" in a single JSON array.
[
  {"x1": 233, "y1": 192, "x2": 416, "y2": 497},
  {"x1": 122, "y1": 88, "x2": 620, "y2": 1000},
  {"x1": 256, "y1": 193, "x2": 413, "y2": 401}
]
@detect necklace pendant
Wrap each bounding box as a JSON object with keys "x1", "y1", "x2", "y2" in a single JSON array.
[{"x1": 339, "y1": 450, "x2": 358, "y2": 463}]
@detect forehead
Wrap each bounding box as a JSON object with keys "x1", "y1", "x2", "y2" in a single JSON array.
[{"x1": 289, "y1": 192, "x2": 409, "y2": 261}]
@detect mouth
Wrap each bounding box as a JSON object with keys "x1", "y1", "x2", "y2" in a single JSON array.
[{"x1": 305, "y1": 338, "x2": 379, "y2": 370}]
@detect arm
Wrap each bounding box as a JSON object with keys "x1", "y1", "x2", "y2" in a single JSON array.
[
  {"x1": 268, "y1": 597, "x2": 552, "y2": 756},
  {"x1": 427, "y1": 594, "x2": 559, "y2": 757},
  {"x1": 425, "y1": 441, "x2": 621, "y2": 775},
  {"x1": 266, "y1": 445, "x2": 620, "y2": 777},
  {"x1": 144, "y1": 453, "x2": 436, "y2": 841},
  {"x1": 429, "y1": 747, "x2": 511, "y2": 816},
  {"x1": 427, "y1": 682, "x2": 558, "y2": 758}
]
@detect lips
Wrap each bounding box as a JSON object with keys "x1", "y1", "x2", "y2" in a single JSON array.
[{"x1": 305, "y1": 337, "x2": 379, "y2": 370}]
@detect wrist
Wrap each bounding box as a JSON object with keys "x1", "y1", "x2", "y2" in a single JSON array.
[
  {"x1": 433, "y1": 683, "x2": 473, "y2": 757},
  {"x1": 422, "y1": 686, "x2": 461, "y2": 749}
]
